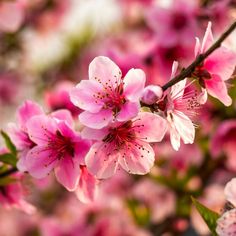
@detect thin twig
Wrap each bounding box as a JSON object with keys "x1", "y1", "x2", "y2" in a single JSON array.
[{"x1": 162, "y1": 21, "x2": 236, "y2": 91}]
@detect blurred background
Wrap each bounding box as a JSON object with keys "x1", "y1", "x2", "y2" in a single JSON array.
[{"x1": 0, "y1": 0, "x2": 236, "y2": 235}]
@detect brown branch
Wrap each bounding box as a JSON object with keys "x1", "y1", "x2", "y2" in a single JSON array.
[{"x1": 162, "y1": 21, "x2": 236, "y2": 92}]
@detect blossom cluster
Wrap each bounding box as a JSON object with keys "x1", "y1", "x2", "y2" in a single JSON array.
[{"x1": 0, "y1": 0, "x2": 236, "y2": 235}]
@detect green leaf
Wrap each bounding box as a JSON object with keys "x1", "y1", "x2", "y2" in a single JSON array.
[
  {"x1": 0, "y1": 153, "x2": 17, "y2": 167},
  {"x1": 1, "y1": 131, "x2": 17, "y2": 156},
  {"x1": 191, "y1": 197, "x2": 220, "y2": 236},
  {"x1": 0, "y1": 176, "x2": 17, "y2": 186}
]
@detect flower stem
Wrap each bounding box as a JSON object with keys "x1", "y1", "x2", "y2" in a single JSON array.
[{"x1": 162, "y1": 21, "x2": 236, "y2": 91}]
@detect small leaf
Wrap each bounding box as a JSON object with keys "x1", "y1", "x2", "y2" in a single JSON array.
[
  {"x1": 0, "y1": 176, "x2": 17, "y2": 186},
  {"x1": 191, "y1": 196, "x2": 220, "y2": 236},
  {"x1": 1, "y1": 131, "x2": 17, "y2": 156},
  {"x1": 0, "y1": 153, "x2": 17, "y2": 167}
]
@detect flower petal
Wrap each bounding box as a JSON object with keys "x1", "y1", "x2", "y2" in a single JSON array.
[
  {"x1": 171, "y1": 112, "x2": 195, "y2": 145},
  {"x1": 50, "y1": 109, "x2": 74, "y2": 127},
  {"x1": 75, "y1": 165, "x2": 98, "y2": 203},
  {"x1": 89, "y1": 56, "x2": 122, "y2": 87},
  {"x1": 123, "y1": 69, "x2": 146, "y2": 102},
  {"x1": 26, "y1": 115, "x2": 57, "y2": 145},
  {"x1": 116, "y1": 101, "x2": 140, "y2": 122},
  {"x1": 26, "y1": 146, "x2": 57, "y2": 179},
  {"x1": 17, "y1": 100, "x2": 43, "y2": 131},
  {"x1": 205, "y1": 74, "x2": 232, "y2": 106},
  {"x1": 79, "y1": 110, "x2": 113, "y2": 129},
  {"x1": 205, "y1": 47, "x2": 236, "y2": 81},
  {"x1": 54, "y1": 157, "x2": 81, "y2": 191},
  {"x1": 119, "y1": 141, "x2": 154, "y2": 175},
  {"x1": 81, "y1": 127, "x2": 109, "y2": 141},
  {"x1": 201, "y1": 22, "x2": 214, "y2": 53},
  {"x1": 134, "y1": 112, "x2": 167, "y2": 143},
  {"x1": 85, "y1": 142, "x2": 118, "y2": 179},
  {"x1": 70, "y1": 80, "x2": 103, "y2": 113}
]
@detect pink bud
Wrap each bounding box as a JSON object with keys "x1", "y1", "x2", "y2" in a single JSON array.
[{"x1": 141, "y1": 85, "x2": 163, "y2": 105}]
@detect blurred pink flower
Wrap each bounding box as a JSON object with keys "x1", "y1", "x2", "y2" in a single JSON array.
[
  {"x1": 0, "y1": 174, "x2": 35, "y2": 214},
  {"x1": 82, "y1": 112, "x2": 167, "y2": 179},
  {"x1": 45, "y1": 81, "x2": 81, "y2": 117},
  {"x1": 146, "y1": 0, "x2": 198, "y2": 47},
  {"x1": 8, "y1": 100, "x2": 44, "y2": 171},
  {"x1": 216, "y1": 209, "x2": 236, "y2": 236},
  {"x1": 132, "y1": 178, "x2": 176, "y2": 223},
  {"x1": 210, "y1": 120, "x2": 236, "y2": 171},
  {"x1": 224, "y1": 178, "x2": 236, "y2": 207},
  {"x1": 24, "y1": 114, "x2": 90, "y2": 191},
  {"x1": 70, "y1": 56, "x2": 146, "y2": 129},
  {"x1": 0, "y1": 1, "x2": 25, "y2": 32},
  {"x1": 194, "y1": 22, "x2": 236, "y2": 106}
]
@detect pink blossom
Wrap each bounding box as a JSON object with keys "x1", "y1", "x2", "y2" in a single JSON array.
[
  {"x1": 82, "y1": 112, "x2": 167, "y2": 179},
  {"x1": 156, "y1": 62, "x2": 199, "y2": 150},
  {"x1": 216, "y1": 209, "x2": 236, "y2": 236},
  {"x1": 70, "y1": 56, "x2": 146, "y2": 129},
  {"x1": 224, "y1": 178, "x2": 236, "y2": 207},
  {"x1": 8, "y1": 101, "x2": 44, "y2": 171},
  {"x1": 45, "y1": 81, "x2": 81, "y2": 117},
  {"x1": 0, "y1": 174, "x2": 35, "y2": 214},
  {"x1": 0, "y1": 1, "x2": 25, "y2": 32},
  {"x1": 194, "y1": 22, "x2": 236, "y2": 106},
  {"x1": 146, "y1": 0, "x2": 198, "y2": 47},
  {"x1": 23, "y1": 114, "x2": 90, "y2": 191},
  {"x1": 210, "y1": 120, "x2": 236, "y2": 171}
]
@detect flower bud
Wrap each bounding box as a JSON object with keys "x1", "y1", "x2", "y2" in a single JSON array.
[{"x1": 141, "y1": 85, "x2": 163, "y2": 105}]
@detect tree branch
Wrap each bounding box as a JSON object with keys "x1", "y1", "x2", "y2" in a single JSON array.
[{"x1": 162, "y1": 21, "x2": 236, "y2": 91}]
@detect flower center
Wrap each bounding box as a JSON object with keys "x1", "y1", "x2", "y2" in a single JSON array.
[
  {"x1": 172, "y1": 13, "x2": 188, "y2": 30},
  {"x1": 102, "y1": 121, "x2": 136, "y2": 147},
  {"x1": 51, "y1": 130, "x2": 75, "y2": 159}
]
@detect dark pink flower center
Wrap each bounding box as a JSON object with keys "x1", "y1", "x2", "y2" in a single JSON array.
[
  {"x1": 172, "y1": 13, "x2": 188, "y2": 30},
  {"x1": 192, "y1": 65, "x2": 212, "y2": 88},
  {"x1": 103, "y1": 121, "x2": 136, "y2": 147},
  {"x1": 48, "y1": 130, "x2": 75, "y2": 159},
  {"x1": 94, "y1": 77, "x2": 126, "y2": 115}
]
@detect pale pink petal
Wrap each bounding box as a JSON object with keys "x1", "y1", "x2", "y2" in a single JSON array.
[
  {"x1": 17, "y1": 100, "x2": 43, "y2": 131},
  {"x1": 119, "y1": 141, "x2": 154, "y2": 175},
  {"x1": 170, "y1": 61, "x2": 178, "y2": 79},
  {"x1": 116, "y1": 102, "x2": 140, "y2": 122},
  {"x1": 194, "y1": 37, "x2": 200, "y2": 57},
  {"x1": 169, "y1": 122, "x2": 181, "y2": 151},
  {"x1": 224, "y1": 178, "x2": 236, "y2": 207},
  {"x1": 171, "y1": 112, "x2": 195, "y2": 145},
  {"x1": 70, "y1": 80, "x2": 103, "y2": 113},
  {"x1": 81, "y1": 127, "x2": 109, "y2": 141},
  {"x1": 171, "y1": 78, "x2": 187, "y2": 99},
  {"x1": 198, "y1": 89, "x2": 208, "y2": 104},
  {"x1": 26, "y1": 115, "x2": 57, "y2": 145},
  {"x1": 16, "y1": 149, "x2": 29, "y2": 172},
  {"x1": 79, "y1": 110, "x2": 113, "y2": 129},
  {"x1": 201, "y1": 22, "x2": 214, "y2": 53},
  {"x1": 216, "y1": 209, "x2": 236, "y2": 236},
  {"x1": 89, "y1": 56, "x2": 122, "y2": 86},
  {"x1": 205, "y1": 47, "x2": 236, "y2": 81},
  {"x1": 54, "y1": 157, "x2": 81, "y2": 191},
  {"x1": 50, "y1": 109, "x2": 73, "y2": 127},
  {"x1": 26, "y1": 146, "x2": 57, "y2": 179},
  {"x1": 205, "y1": 74, "x2": 232, "y2": 106},
  {"x1": 134, "y1": 112, "x2": 167, "y2": 142},
  {"x1": 0, "y1": 2, "x2": 24, "y2": 32},
  {"x1": 85, "y1": 142, "x2": 118, "y2": 179},
  {"x1": 123, "y1": 69, "x2": 146, "y2": 102},
  {"x1": 75, "y1": 166, "x2": 98, "y2": 203}
]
